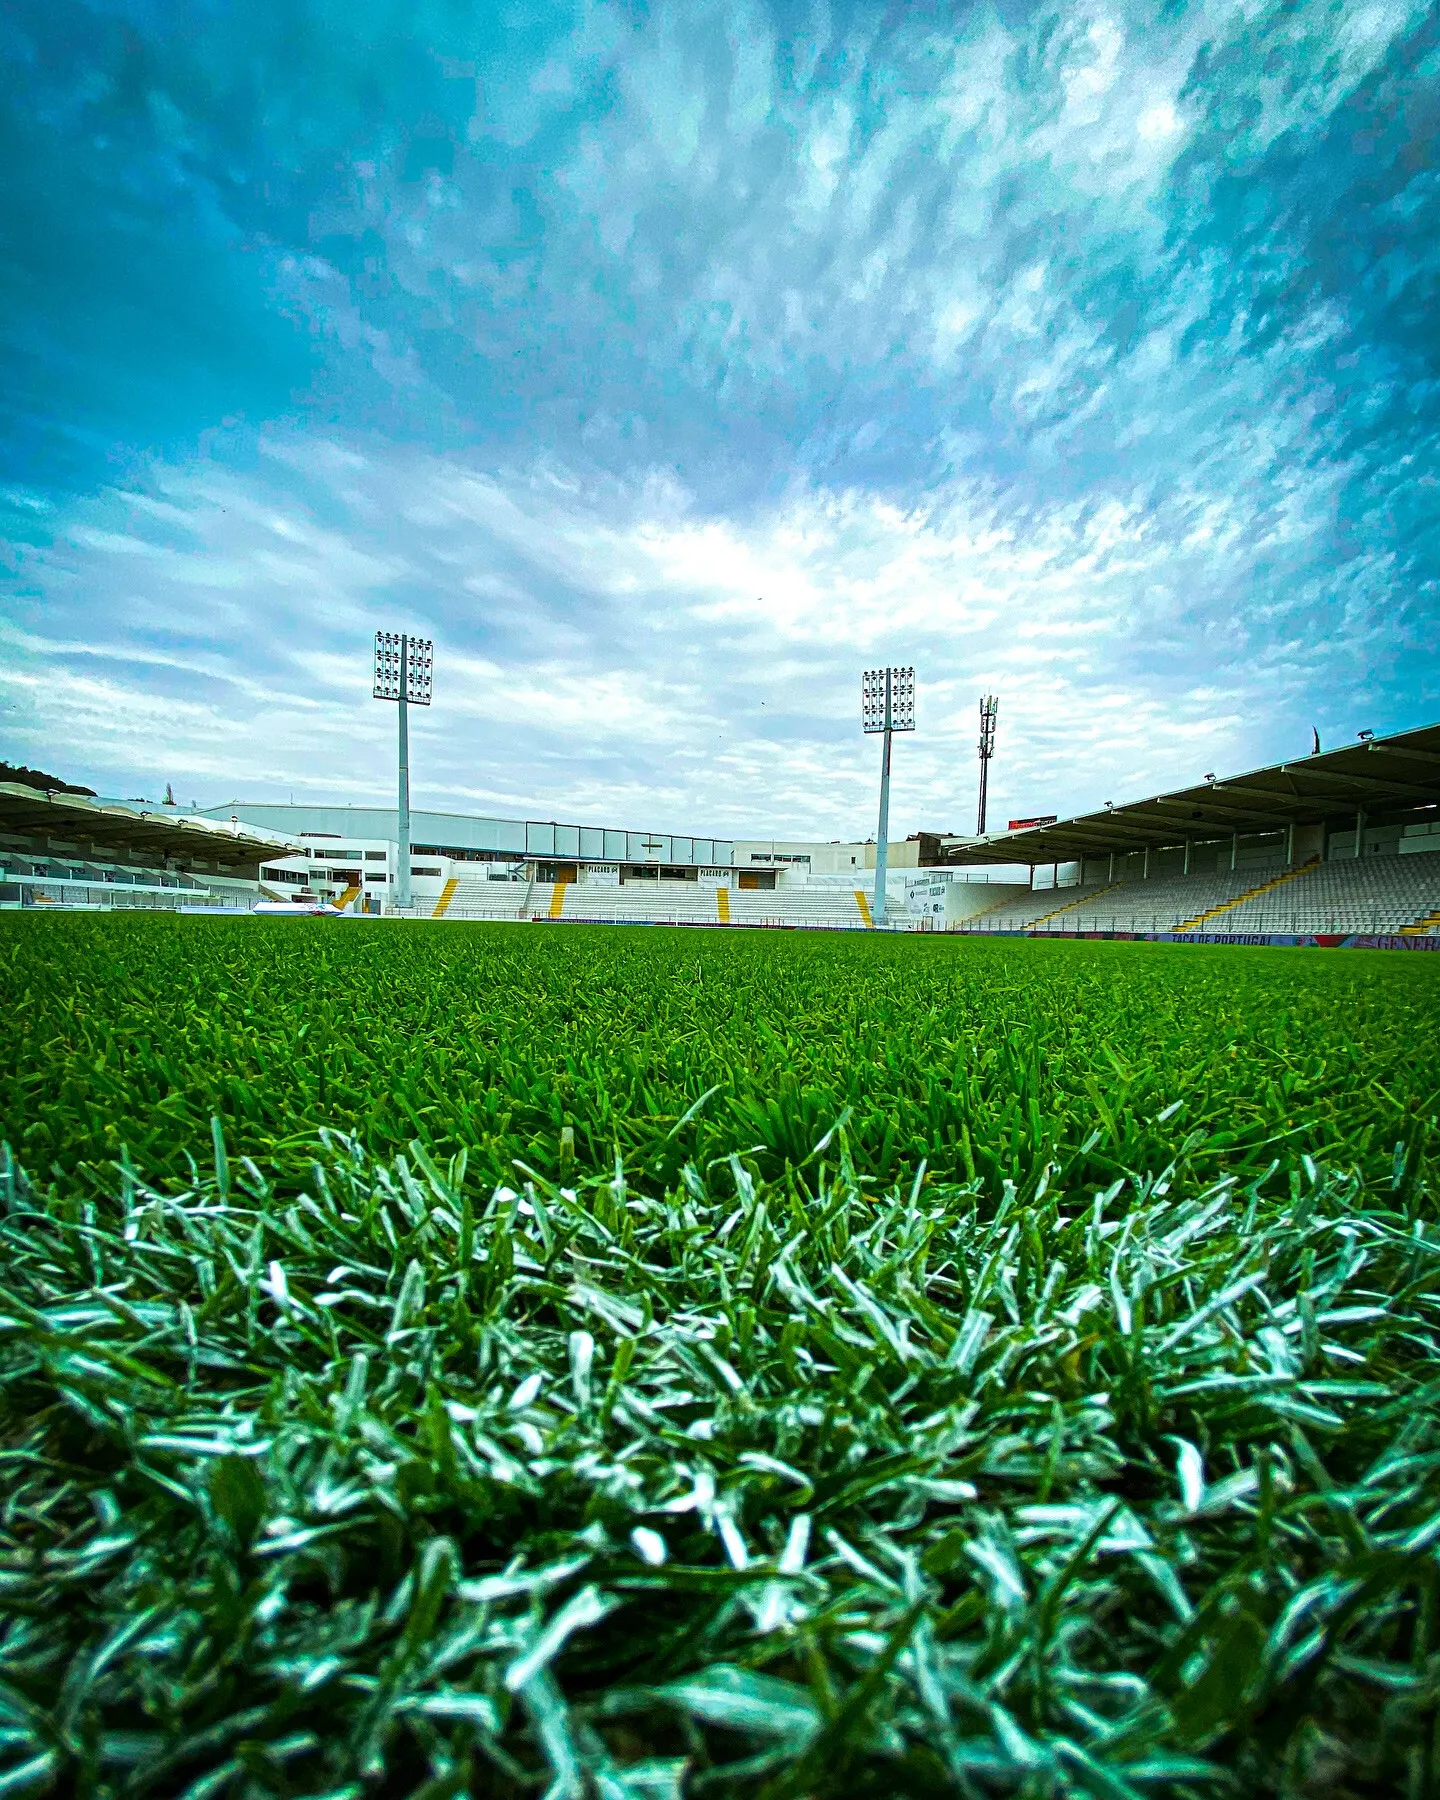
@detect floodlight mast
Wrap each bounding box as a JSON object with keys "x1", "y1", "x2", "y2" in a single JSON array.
[
  {"x1": 373, "y1": 631, "x2": 434, "y2": 911},
  {"x1": 976, "y1": 694, "x2": 998, "y2": 835},
  {"x1": 861, "y1": 666, "x2": 915, "y2": 927}
]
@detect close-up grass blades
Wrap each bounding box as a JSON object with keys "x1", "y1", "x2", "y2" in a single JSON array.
[{"x1": 2, "y1": 915, "x2": 1439, "y2": 1798}]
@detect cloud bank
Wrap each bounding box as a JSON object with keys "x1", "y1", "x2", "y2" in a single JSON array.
[{"x1": 2, "y1": 0, "x2": 1437, "y2": 836}]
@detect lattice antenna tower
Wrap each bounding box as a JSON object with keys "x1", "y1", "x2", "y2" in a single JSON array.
[{"x1": 976, "y1": 694, "x2": 999, "y2": 836}]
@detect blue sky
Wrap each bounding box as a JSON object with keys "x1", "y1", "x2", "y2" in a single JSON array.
[{"x1": 1, "y1": 0, "x2": 1436, "y2": 840}]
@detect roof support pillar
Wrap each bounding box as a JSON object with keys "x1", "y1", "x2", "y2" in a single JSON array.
[
  {"x1": 1143, "y1": 844, "x2": 1150, "y2": 880},
  {"x1": 1286, "y1": 820, "x2": 1295, "y2": 866},
  {"x1": 1183, "y1": 839, "x2": 1191, "y2": 875},
  {"x1": 1108, "y1": 850, "x2": 1115, "y2": 883},
  {"x1": 1355, "y1": 807, "x2": 1366, "y2": 859},
  {"x1": 1230, "y1": 832, "x2": 1238, "y2": 873}
]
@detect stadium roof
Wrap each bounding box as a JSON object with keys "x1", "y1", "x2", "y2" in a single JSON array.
[
  {"x1": 940, "y1": 721, "x2": 1440, "y2": 868},
  {"x1": 0, "y1": 784, "x2": 294, "y2": 871}
]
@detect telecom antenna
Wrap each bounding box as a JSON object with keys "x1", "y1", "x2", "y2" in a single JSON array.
[
  {"x1": 861, "y1": 665, "x2": 916, "y2": 927},
  {"x1": 373, "y1": 631, "x2": 434, "y2": 911},
  {"x1": 976, "y1": 694, "x2": 998, "y2": 835}
]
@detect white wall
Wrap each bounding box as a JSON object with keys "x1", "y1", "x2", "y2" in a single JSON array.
[
  {"x1": 734, "y1": 839, "x2": 929, "y2": 874},
  {"x1": 259, "y1": 835, "x2": 508, "y2": 912},
  {"x1": 906, "y1": 875, "x2": 1031, "y2": 925}
]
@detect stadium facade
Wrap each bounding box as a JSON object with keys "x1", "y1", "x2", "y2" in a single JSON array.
[
  {"x1": 200, "y1": 801, "x2": 959, "y2": 911},
  {"x1": 4, "y1": 720, "x2": 1438, "y2": 940},
  {"x1": 200, "y1": 800, "x2": 741, "y2": 911}
]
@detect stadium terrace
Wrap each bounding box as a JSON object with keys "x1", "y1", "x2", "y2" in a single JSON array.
[{"x1": 3, "y1": 721, "x2": 1439, "y2": 943}]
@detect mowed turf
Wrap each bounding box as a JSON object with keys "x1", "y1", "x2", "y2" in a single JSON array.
[
  {"x1": 3, "y1": 914, "x2": 1437, "y2": 1197},
  {"x1": 1, "y1": 916, "x2": 1439, "y2": 1799}
]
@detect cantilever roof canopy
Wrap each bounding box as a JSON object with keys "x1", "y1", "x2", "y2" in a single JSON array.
[
  {"x1": 0, "y1": 784, "x2": 294, "y2": 873},
  {"x1": 940, "y1": 722, "x2": 1440, "y2": 868}
]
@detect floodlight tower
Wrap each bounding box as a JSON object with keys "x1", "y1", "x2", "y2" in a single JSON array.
[
  {"x1": 373, "y1": 631, "x2": 434, "y2": 911},
  {"x1": 861, "y1": 665, "x2": 916, "y2": 927},
  {"x1": 976, "y1": 694, "x2": 998, "y2": 836}
]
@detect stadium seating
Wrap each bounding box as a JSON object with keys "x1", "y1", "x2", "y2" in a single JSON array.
[
  {"x1": 727, "y1": 886, "x2": 869, "y2": 928},
  {"x1": 1044, "y1": 859, "x2": 1289, "y2": 933},
  {"x1": 0, "y1": 850, "x2": 241, "y2": 910},
  {"x1": 430, "y1": 877, "x2": 531, "y2": 921},
  {"x1": 958, "y1": 851, "x2": 1440, "y2": 937},
  {"x1": 431, "y1": 877, "x2": 874, "y2": 928},
  {"x1": 550, "y1": 882, "x2": 868, "y2": 928},
  {"x1": 1208, "y1": 849, "x2": 1440, "y2": 935},
  {"x1": 421, "y1": 852, "x2": 1440, "y2": 937},
  {"x1": 959, "y1": 881, "x2": 1117, "y2": 930},
  {"x1": 536, "y1": 882, "x2": 710, "y2": 925}
]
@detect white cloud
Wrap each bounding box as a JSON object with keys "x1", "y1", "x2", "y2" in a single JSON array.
[
  {"x1": 4, "y1": 0, "x2": 1436, "y2": 834},
  {"x1": 1, "y1": 405, "x2": 1406, "y2": 838}
]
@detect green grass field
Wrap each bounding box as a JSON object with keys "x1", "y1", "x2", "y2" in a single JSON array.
[{"x1": 2, "y1": 916, "x2": 1438, "y2": 1798}]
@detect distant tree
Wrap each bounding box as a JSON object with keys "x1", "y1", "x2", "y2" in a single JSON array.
[
  {"x1": 164, "y1": 783, "x2": 176, "y2": 805},
  {"x1": 0, "y1": 762, "x2": 97, "y2": 797}
]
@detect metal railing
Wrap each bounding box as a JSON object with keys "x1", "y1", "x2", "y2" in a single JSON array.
[
  {"x1": 954, "y1": 909, "x2": 1439, "y2": 937},
  {"x1": 7, "y1": 884, "x2": 252, "y2": 913}
]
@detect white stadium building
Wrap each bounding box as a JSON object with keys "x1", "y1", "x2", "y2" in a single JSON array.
[{"x1": 5, "y1": 721, "x2": 1440, "y2": 942}]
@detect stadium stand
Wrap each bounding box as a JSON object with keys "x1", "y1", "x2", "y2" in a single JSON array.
[
  {"x1": 6, "y1": 856, "x2": 222, "y2": 908},
  {"x1": 427, "y1": 875, "x2": 876, "y2": 928},
  {"x1": 0, "y1": 782, "x2": 283, "y2": 911},
  {"x1": 13, "y1": 719, "x2": 1439, "y2": 938},
  {"x1": 727, "y1": 887, "x2": 869, "y2": 928},
  {"x1": 941, "y1": 721, "x2": 1440, "y2": 941},
  {"x1": 435, "y1": 851, "x2": 1440, "y2": 939},
  {"x1": 1013, "y1": 859, "x2": 1289, "y2": 934},
  {"x1": 545, "y1": 881, "x2": 717, "y2": 926},
  {"x1": 428, "y1": 875, "x2": 531, "y2": 921},
  {"x1": 541, "y1": 881, "x2": 871, "y2": 928},
  {"x1": 957, "y1": 852, "x2": 1440, "y2": 937},
  {"x1": 957, "y1": 881, "x2": 1116, "y2": 931},
  {"x1": 1203, "y1": 849, "x2": 1440, "y2": 936}
]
